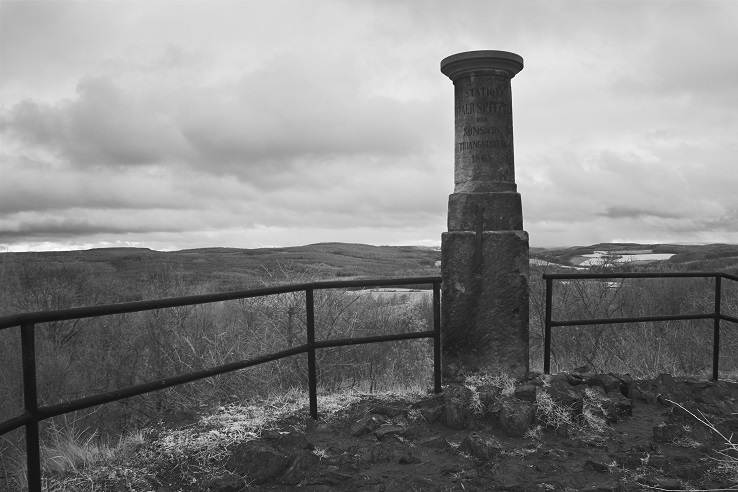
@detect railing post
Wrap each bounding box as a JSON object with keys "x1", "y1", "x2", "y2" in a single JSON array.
[
  {"x1": 544, "y1": 277, "x2": 553, "y2": 375},
  {"x1": 713, "y1": 275, "x2": 721, "y2": 382},
  {"x1": 305, "y1": 288, "x2": 318, "y2": 420},
  {"x1": 21, "y1": 322, "x2": 41, "y2": 492},
  {"x1": 433, "y1": 281, "x2": 442, "y2": 393}
]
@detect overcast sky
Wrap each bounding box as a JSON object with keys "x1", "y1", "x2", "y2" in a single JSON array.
[{"x1": 1, "y1": 0, "x2": 737, "y2": 252}]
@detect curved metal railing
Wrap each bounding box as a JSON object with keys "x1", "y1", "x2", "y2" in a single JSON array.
[{"x1": 0, "y1": 276, "x2": 443, "y2": 492}]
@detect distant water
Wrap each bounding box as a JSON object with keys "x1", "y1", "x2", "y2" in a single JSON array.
[{"x1": 580, "y1": 251, "x2": 674, "y2": 266}]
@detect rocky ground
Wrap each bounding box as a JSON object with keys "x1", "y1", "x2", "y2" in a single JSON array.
[{"x1": 38, "y1": 371, "x2": 738, "y2": 492}]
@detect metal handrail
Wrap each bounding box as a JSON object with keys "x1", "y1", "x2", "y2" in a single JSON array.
[
  {"x1": 0, "y1": 276, "x2": 443, "y2": 492},
  {"x1": 542, "y1": 271, "x2": 738, "y2": 381}
]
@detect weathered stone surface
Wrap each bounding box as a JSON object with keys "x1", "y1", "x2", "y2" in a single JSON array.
[
  {"x1": 419, "y1": 436, "x2": 454, "y2": 450},
  {"x1": 584, "y1": 460, "x2": 610, "y2": 473},
  {"x1": 642, "y1": 476, "x2": 683, "y2": 490},
  {"x1": 499, "y1": 400, "x2": 535, "y2": 437},
  {"x1": 603, "y1": 390, "x2": 633, "y2": 422},
  {"x1": 351, "y1": 414, "x2": 388, "y2": 437},
  {"x1": 447, "y1": 192, "x2": 523, "y2": 231},
  {"x1": 276, "y1": 449, "x2": 320, "y2": 485},
  {"x1": 441, "y1": 230, "x2": 529, "y2": 381},
  {"x1": 626, "y1": 379, "x2": 659, "y2": 404},
  {"x1": 370, "y1": 405, "x2": 406, "y2": 418},
  {"x1": 208, "y1": 477, "x2": 246, "y2": 492},
  {"x1": 579, "y1": 483, "x2": 620, "y2": 492},
  {"x1": 410, "y1": 393, "x2": 445, "y2": 409},
  {"x1": 458, "y1": 433, "x2": 503, "y2": 461},
  {"x1": 225, "y1": 442, "x2": 291, "y2": 484},
  {"x1": 545, "y1": 376, "x2": 585, "y2": 417},
  {"x1": 375, "y1": 425, "x2": 405, "y2": 440},
  {"x1": 586, "y1": 374, "x2": 622, "y2": 394},
  {"x1": 514, "y1": 383, "x2": 537, "y2": 402},
  {"x1": 420, "y1": 404, "x2": 444, "y2": 424},
  {"x1": 653, "y1": 423, "x2": 684, "y2": 442},
  {"x1": 444, "y1": 384, "x2": 473, "y2": 429},
  {"x1": 614, "y1": 451, "x2": 648, "y2": 469},
  {"x1": 262, "y1": 431, "x2": 313, "y2": 450}
]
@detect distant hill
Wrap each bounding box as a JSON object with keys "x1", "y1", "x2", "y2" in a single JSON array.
[
  {"x1": 0, "y1": 243, "x2": 443, "y2": 299},
  {"x1": 2, "y1": 242, "x2": 736, "y2": 308}
]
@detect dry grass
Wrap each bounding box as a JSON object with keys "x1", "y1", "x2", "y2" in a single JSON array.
[
  {"x1": 535, "y1": 391, "x2": 573, "y2": 431},
  {"x1": 535, "y1": 386, "x2": 611, "y2": 443},
  {"x1": 463, "y1": 371, "x2": 518, "y2": 415},
  {"x1": 464, "y1": 371, "x2": 516, "y2": 397}
]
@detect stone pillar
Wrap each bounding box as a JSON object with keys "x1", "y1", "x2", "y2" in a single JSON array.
[{"x1": 440, "y1": 50, "x2": 529, "y2": 381}]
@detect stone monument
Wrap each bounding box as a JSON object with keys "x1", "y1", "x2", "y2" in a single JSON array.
[{"x1": 440, "y1": 50, "x2": 529, "y2": 381}]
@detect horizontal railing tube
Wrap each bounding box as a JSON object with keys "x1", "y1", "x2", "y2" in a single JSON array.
[
  {"x1": 549, "y1": 312, "x2": 715, "y2": 328},
  {"x1": 0, "y1": 276, "x2": 442, "y2": 331},
  {"x1": 0, "y1": 412, "x2": 33, "y2": 435},
  {"x1": 542, "y1": 271, "x2": 732, "y2": 280},
  {"x1": 314, "y1": 330, "x2": 436, "y2": 350},
  {"x1": 38, "y1": 344, "x2": 310, "y2": 420}
]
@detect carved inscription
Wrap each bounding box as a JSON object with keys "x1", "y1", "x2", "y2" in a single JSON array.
[
  {"x1": 463, "y1": 125, "x2": 506, "y2": 136},
  {"x1": 463, "y1": 86, "x2": 504, "y2": 98},
  {"x1": 456, "y1": 139, "x2": 508, "y2": 153},
  {"x1": 453, "y1": 75, "x2": 514, "y2": 185},
  {"x1": 455, "y1": 102, "x2": 511, "y2": 117}
]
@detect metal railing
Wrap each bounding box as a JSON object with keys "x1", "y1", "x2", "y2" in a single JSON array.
[
  {"x1": 543, "y1": 271, "x2": 738, "y2": 381},
  {"x1": 0, "y1": 276, "x2": 443, "y2": 492}
]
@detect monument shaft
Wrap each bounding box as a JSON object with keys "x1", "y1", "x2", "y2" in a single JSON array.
[{"x1": 440, "y1": 51, "x2": 529, "y2": 381}]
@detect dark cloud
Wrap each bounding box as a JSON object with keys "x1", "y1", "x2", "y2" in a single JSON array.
[
  {"x1": 0, "y1": 157, "x2": 197, "y2": 214},
  {"x1": 0, "y1": 216, "x2": 184, "y2": 238},
  {"x1": 600, "y1": 206, "x2": 680, "y2": 220}
]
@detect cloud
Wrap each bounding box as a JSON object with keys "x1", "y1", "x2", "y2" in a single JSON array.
[
  {"x1": 1, "y1": 52, "x2": 446, "y2": 186},
  {"x1": 1, "y1": 76, "x2": 191, "y2": 167}
]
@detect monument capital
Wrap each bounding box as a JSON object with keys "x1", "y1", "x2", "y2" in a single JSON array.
[{"x1": 441, "y1": 50, "x2": 524, "y2": 81}]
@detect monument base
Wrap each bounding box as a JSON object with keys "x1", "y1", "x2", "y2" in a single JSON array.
[
  {"x1": 441, "y1": 230, "x2": 530, "y2": 381},
  {"x1": 447, "y1": 192, "x2": 523, "y2": 232}
]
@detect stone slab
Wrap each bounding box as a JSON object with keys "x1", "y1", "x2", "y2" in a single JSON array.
[
  {"x1": 447, "y1": 192, "x2": 523, "y2": 231},
  {"x1": 441, "y1": 230, "x2": 529, "y2": 381}
]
